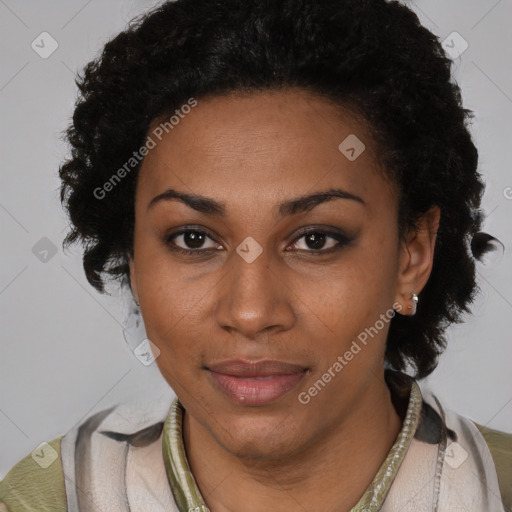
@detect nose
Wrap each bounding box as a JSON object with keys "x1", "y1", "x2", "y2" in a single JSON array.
[{"x1": 214, "y1": 248, "x2": 295, "y2": 340}]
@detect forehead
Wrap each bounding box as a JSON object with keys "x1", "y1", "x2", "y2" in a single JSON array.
[{"x1": 136, "y1": 89, "x2": 395, "y2": 216}]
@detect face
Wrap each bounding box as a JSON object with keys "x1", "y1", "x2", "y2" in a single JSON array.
[{"x1": 129, "y1": 89, "x2": 428, "y2": 460}]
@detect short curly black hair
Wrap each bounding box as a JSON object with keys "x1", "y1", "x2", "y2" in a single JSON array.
[{"x1": 59, "y1": 0, "x2": 499, "y2": 379}]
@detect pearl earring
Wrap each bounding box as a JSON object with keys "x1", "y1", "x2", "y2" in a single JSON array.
[{"x1": 407, "y1": 292, "x2": 419, "y2": 315}]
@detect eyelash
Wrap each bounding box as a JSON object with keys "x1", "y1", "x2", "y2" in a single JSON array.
[{"x1": 164, "y1": 227, "x2": 352, "y2": 257}]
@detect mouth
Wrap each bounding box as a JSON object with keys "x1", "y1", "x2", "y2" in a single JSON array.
[{"x1": 206, "y1": 359, "x2": 308, "y2": 406}]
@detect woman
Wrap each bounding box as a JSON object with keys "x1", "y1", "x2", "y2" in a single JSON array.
[{"x1": 1, "y1": 0, "x2": 510, "y2": 510}]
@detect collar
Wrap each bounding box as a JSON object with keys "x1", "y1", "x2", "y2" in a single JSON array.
[{"x1": 161, "y1": 370, "x2": 424, "y2": 512}]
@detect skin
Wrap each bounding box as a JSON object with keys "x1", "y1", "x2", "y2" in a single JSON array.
[{"x1": 129, "y1": 88, "x2": 440, "y2": 512}]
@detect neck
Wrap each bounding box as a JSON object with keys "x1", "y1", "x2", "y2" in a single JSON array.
[{"x1": 183, "y1": 370, "x2": 404, "y2": 512}]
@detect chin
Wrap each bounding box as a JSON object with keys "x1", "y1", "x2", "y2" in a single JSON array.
[
  {"x1": 212, "y1": 413, "x2": 307, "y2": 461},
  {"x1": 224, "y1": 435, "x2": 301, "y2": 461}
]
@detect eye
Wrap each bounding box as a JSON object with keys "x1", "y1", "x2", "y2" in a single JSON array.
[
  {"x1": 165, "y1": 228, "x2": 222, "y2": 256},
  {"x1": 164, "y1": 226, "x2": 352, "y2": 258},
  {"x1": 288, "y1": 228, "x2": 351, "y2": 254}
]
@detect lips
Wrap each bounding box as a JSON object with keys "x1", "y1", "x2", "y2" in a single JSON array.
[
  {"x1": 208, "y1": 359, "x2": 307, "y2": 377},
  {"x1": 206, "y1": 359, "x2": 308, "y2": 406}
]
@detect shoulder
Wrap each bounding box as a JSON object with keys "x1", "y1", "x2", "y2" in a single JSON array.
[
  {"x1": 415, "y1": 379, "x2": 512, "y2": 511},
  {"x1": 0, "y1": 385, "x2": 176, "y2": 512},
  {"x1": 473, "y1": 421, "x2": 512, "y2": 512},
  {"x1": 0, "y1": 436, "x2": 66, "y2": 512}
]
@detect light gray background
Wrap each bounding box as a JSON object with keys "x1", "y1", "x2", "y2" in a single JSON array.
[{"x1": 1, "y1": 0, "x2": 511, "y2": 478}]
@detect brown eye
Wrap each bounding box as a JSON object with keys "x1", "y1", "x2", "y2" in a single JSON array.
[
  {"x1": 289, "y1": 229, "x2": 352, "y2": 254},
  {"x1": 165, "y1": 229, "x2": 223, "y2": 255},
  {"x1": 175, "y1": 231, "x2": 209, "y2": 249}
]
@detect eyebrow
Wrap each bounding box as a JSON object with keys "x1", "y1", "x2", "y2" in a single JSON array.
[{"x1": 147, "y1": 187, "x2": 365, "y2": 217}]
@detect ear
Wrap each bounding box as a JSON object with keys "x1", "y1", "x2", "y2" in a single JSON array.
[
  {"x1": 394, "y1": 205, "x2": 440, "y2": 315},
  {"x1": 128, "y1": 255, "x2": 140, "y2": 304}
]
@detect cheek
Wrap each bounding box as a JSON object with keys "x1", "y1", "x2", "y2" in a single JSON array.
[
  {"x1": 134, "y1": 232, "x2": 208, "y2": 324},
  {"x1": 308, "y1": 237, "x2": 398, "y2": 357},
  {"x1": 133, "y1": 256, "x2": 208, "y2": 367}
]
